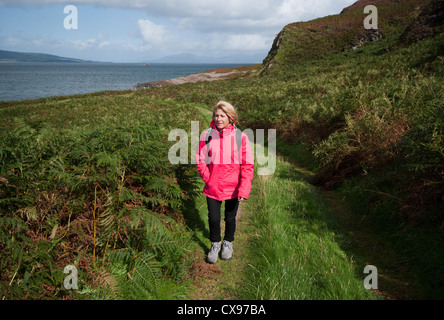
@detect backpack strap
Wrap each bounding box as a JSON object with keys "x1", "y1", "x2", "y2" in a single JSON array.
[
  {"x1": 205, "y1": 127, "x2": 213, "y2": 148},
  {"x1": 234, "y1": 125, "x2": 243, "y2": 158},
  {"x1": 204, "y1": 126, "x2": 243, "y2": 161}
]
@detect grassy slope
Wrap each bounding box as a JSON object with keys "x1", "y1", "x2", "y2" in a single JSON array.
[
  {"x1": 262, "y1": 0, "x2": 426, "y2": 72},
  {"x1": 0, "y1": 92, "x2": 211, "y2": 299}
]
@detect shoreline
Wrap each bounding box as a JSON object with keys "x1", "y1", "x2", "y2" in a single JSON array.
[
  {"x1": 0, "y1": 64, "x2": 261, "y2": 103},
  {"x1": 133, "y1": 64, "x2": 260, "y2": 90}
]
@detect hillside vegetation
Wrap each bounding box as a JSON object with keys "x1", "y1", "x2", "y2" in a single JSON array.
[
  {"x1": 0, "y1": 95, "x2": 207, "y2": 299},
  {"x1": 0, "y1": 0, "x2": 443, "y2": 299},
  {"x1": 145, "y1": 0, "x2": 444, "y2": 228},
  {"x1": 257, "y1": 0, "x2": 444, "y2": 224}
]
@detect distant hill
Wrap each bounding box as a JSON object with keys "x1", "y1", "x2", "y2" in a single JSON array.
[
  {"x1": 0, "y1": 50, "x2": 91, "y2": 63},
  {"x1": 151, "y1": 53, "x2": 263, "y2": 64}
]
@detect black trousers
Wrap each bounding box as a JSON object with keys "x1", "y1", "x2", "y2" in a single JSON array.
[{"x1": 207, "y1": 197, "x2": 239, "y2": 242}]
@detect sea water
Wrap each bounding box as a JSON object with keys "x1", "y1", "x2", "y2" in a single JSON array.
[{"x1": 0, "y1": 62, "x2": 242, "y2": 102}]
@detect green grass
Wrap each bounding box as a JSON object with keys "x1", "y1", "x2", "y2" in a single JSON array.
[
  {"x1": 0, "y1": 92, "x2": 206, "y2": 299},
  {"x1": 235, "y1": 142, "x2": 377, "y2": 300}
]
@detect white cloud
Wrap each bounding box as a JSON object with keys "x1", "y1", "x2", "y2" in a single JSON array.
[
  {"x1": 0, "y1": 0, "x2": 356, "y2": 27},
  {"x1": 3, "y1": 36, "x2": 21, "y2": 47},
  {"x1": 229, "y1": 34, "x2": 270, "y2": 51},
  {"x1": 138, "y1": 19, "x2": 167, "y2": 45},
  {"x1": 210, "y1": 33, "x2": 271, "y2": 51},
  {"x1": 1, "y1": 1, "x2": 357, "y2": 41},
  {"x1": 0, "y1": 0, "x2": 273, "y2": 20},
  {"x1": 72, "y1": 32, "x2": 110, "y2": 50}
]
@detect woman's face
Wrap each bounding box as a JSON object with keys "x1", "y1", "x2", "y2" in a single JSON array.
[{"x1": 214, "y1": 109, "x2": 230, "y2": 130}]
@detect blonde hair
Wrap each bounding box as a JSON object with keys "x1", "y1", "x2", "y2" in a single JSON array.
[{"x1": 213, "y1": 101, "x2": 239, "y2": 125}]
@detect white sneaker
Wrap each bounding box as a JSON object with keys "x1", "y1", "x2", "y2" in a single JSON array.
[
  {"x1": 207, "y1": 242, "x2": 221, "y2": 264},
  {"x1": 220, "y1": 240, "x2": 233, "y2": 260}
]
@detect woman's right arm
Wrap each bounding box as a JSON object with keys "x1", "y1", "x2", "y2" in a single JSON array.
[{"x1": 196, "y1": 130, "x2": 210, "y2": 183}]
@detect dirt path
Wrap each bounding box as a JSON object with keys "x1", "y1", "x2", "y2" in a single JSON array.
[
  {"x1": 185, "y1": 105, "x2": 253, "y2": 300},
  {"x1": 188, "y1": 200, "x2": 252, "y2": 300}
]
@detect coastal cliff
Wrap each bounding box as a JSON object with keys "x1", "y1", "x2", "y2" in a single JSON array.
[{"x1": 261, "y1": 0, "x2": 441, "y2": 74}]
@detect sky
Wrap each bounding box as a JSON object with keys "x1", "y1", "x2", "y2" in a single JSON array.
[{"x1": 0, "y1": 0, "x2": 356, "y2": 63}]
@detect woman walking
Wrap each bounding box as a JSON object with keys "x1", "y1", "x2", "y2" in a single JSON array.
[{"x1": 196, "y1": 101, "x2": 254, "y2": 264}]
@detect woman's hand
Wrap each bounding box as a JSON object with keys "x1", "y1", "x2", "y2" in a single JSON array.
[{"x1": 238, "y1": 197, "x2": 246, "y2": 203}]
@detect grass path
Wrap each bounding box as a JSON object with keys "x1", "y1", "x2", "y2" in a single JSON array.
[
  {"x1": 184, "y1": 105, "x2": 252, "y2": 300},
  {"x1": 185, "y1": 136, "x2": 379, "y2": 300},
  {"x1": 274, "y1": 142, "x2": 425, "y2": 299},
  {"x1": 186, "y1": 197, "x2": 253, "y2": 300}
]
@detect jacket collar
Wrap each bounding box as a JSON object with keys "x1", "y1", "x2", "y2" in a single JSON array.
[{"x1": 210, "y1": 120, "x2": 236, "y2": 135}]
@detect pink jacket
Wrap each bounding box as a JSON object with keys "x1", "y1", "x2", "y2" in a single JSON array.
[{"x1": 196, "y1": 120, "x2": 254, "y2": 201}]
